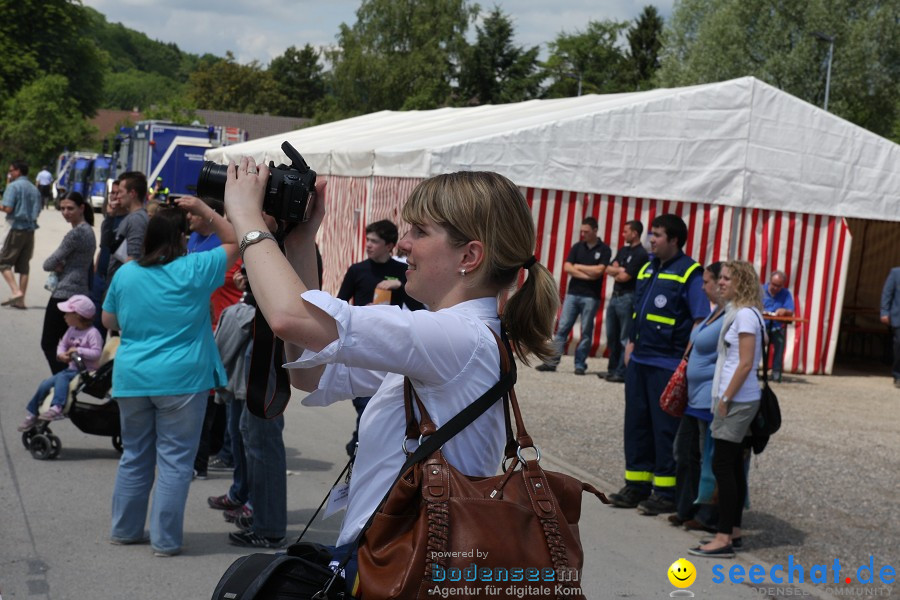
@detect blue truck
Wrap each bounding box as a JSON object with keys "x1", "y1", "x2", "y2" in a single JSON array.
[
  {"x1": 53, "y1": 121, "x2": 245, "y2": 211},
  {"x1": 118, "y1": 120, "x2": 245, "y2": 197}
]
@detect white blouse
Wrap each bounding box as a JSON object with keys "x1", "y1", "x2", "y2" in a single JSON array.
[{"x1": 286, "y1": 290, "x2": 508, "y2": 545}]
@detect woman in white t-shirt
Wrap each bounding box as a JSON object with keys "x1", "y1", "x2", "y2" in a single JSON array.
[
  {"x1": 223, "y1": 161, "x2": 559, "y2": 591},
  {"x1": 689, "y1": 260, "x2": 764, "y2": 559}
]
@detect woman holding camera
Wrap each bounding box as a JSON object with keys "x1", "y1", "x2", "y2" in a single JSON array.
[
  {"x1": 102, "y1": 197, "x2": 238, "y2": 557},
  {"x1": 223, "y1": 158, "x2": 558, "y2": 589},
  {"x1": 689, "y1": 260, "x2": 764, "y2": 559}
]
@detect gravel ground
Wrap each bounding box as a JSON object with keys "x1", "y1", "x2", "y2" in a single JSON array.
[{"x1": 514, "y1": 356, "x2": 900, "y2": 574}]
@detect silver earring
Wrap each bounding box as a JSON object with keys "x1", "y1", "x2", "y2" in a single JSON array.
[{"x1": 460, "y1": 269, "x2": 466, "y2": 276}]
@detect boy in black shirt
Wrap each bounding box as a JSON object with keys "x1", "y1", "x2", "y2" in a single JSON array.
[{"x1": 337, "y1": 220, "x2": 422, "y2": 455}]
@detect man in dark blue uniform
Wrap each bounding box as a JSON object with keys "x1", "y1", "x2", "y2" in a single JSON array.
[{"x1": 609, "y1": 214, "x2": 709, "y2": 515}]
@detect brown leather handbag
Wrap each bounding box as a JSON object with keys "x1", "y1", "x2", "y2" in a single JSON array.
[{"x1": 356, "y1": 334, "x2": 609, "y2": 599}]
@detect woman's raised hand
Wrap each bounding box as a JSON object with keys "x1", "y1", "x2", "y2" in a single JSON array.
[{"x1": 223, "y1": 156, "x2": 269, "y2": 224}]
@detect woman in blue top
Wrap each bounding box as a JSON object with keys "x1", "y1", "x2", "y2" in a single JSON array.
[
  {"x1": 672, "y1": 262, "x2": 724, "y2": 530},
  {"x1": 102, "y1": 197, "x2": 237, "y2": 557}
]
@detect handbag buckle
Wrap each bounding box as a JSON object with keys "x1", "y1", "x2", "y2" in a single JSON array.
[{"x1": 516, "y1": 445, "x2": 541, "y2": 463}]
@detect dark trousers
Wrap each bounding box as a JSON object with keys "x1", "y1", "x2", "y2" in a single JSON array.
[
  {"x1": 893, "y1": 326, "x2": 900, "y2": 380},
  {"x1": 41, "y1": 297, "x2": 70, "y2": 374},
  {"x1": 624, "y1": 360, "x2": 681, "y2": 498},
  {"x1": 193, "y1": 394, "x2": 225, "y2": 474},
  {"x1": 673, "y1": 414, "x2": 717, "y2": 524},
  {"x1": 347, "y1": 396, "x2": 371, "y2": 457},
  {"x1": 712, "y1": 438, "x2": 748, "y2": 536}
]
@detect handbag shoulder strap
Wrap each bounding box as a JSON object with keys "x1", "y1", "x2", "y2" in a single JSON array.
[
  {"x1": 403, "y1": 328, "x2": 532, "y2": 453},
  {"x1": 751, "y1": 309, "x2": 771, "y2": 385}
]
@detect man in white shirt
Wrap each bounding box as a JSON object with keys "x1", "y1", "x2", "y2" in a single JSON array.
[{"x1": 35, "y1": 166, "x2": 53, "y2": 209}]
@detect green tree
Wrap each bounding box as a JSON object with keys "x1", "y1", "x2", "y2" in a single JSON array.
[
  {"x1": 143, "y1": 96, "x2": 201, "y2": 125},
  {"x1": 626, "y1": 5, "x2": 665, "y2": 90},
  {"x1": 0, "y1": 0, "x2": 106, "y2": 116},
  {"x1": 104, "y1": 69, "x2": 185, "y2": 111},
  {"x1": 268, "y1": 45, "x2": 326, "y2": 118},
  {"x1": 543, "y1": 20, "x2": 632, "y2": 98},
  {"x1": 656, "y1": 0, "x2": 900, "y2": 138},
  {"x1": 457, "y1": 7, "x2": 543, "y2": 105},
  {"x1": 187, "y1": 52, "x2": 286, "y2": 114},
  {"x1": 327, "y1": 0, "x2": 478, "y2": 116},
  {"x1": 0, "y1": 75, "x2": 97, "y2": 167}
]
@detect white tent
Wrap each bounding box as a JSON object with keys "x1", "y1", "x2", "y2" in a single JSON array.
[
  {"x1": 207, "y1": 77, "x2": 900, "y2": 374},
  {"x1": 208, "y1": 76, "x2": 900, "y2": 223}
]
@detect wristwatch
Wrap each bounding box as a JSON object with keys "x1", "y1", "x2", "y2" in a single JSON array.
[
  {"x1": 239, "y1": 230, "x2": 276, "y2": 258},
  {"x1": 720, "y1": 395, "x2": 730, "y2": 404}
]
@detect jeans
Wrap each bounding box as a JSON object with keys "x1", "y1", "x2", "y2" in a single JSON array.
[
  {"x1": 111, "y1": 392, "x2": 206, "y2": 553},
  {"x1": 605, "y1": 292, "x2": 634, "y2": 377},
  {"x1": 27, "y1": 368, "x2": 78, "y2": 414},
  {"x1": 240, "y1": 406, "x2": 286, "y2": 538},
  {"x1": 546, "y1": 293, "x2": 601, "y2": 370},
  {"x1": 768, "y1": 325, "x2": 786, "y2": 379}
]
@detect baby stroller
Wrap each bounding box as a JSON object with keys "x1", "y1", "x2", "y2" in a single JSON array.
[{"x1": 21, "y1": 338, "x2": 122, "y2": 460}]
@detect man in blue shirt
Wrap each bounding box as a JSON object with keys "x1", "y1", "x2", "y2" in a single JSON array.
[
  {"x1": 610, "y1": 214, "x2": 709, "y2": 516},
  {"x1": 880, "y1": 267, "x2": 900, "y2": 388},
  {"x1": 763, "y1": 270, "x2": 795, "y2": 382},
  {"x1": 0, "y1": 160, "x2": 42, "y2": 309}
]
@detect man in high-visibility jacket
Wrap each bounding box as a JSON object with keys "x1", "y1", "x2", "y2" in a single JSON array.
[{"x1": 609, "y1": 214, "x2": 710, "y2": 516}]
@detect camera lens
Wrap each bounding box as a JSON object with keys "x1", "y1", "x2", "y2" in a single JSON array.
[{"x1": 196, "y1": 162, "x2": 229, "y2": 202}]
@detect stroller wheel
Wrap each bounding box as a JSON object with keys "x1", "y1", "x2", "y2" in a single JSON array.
[
  {"x1": 29, "y1": 434, "x2": 53, "y2": 460},
  {"x1": 112, "y1": 435, "x2": 123, "y2": 453},
  {"x1": 48, "y1": 435, "x2": 62, "y2": 459},
  {"x1": 21, "y1": 429, "x2": 36, "y2": 450}
]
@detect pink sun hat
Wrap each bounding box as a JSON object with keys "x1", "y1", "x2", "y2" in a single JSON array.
[{"x1": 57, "y1": 294, "x2": 96, "y2": 319}]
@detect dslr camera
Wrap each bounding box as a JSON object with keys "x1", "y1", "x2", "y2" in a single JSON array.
[{"x1": 196, "y1": 141, "x2": 316, "y2": 224}]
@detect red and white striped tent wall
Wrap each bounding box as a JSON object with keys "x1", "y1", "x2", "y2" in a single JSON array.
[
  {"x1": 207, "y1": 77, "x2": 899, "y2": 375},
  {"x1": 318, "y1": 177, "x2": 850, "y2": 374}
]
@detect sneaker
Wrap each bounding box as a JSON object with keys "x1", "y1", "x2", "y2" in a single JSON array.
[
  {"x1": 573, "y1": 367, "x2": 585, "y2": 375},
  {"x1": 234, "y1": 514, "x2": 254, "y2": 531},
  {"x1": 152, "y1": 547, "x2": 181, "y2": 557},
  {"x1": 688, "y1": 544, "x2": 735, "y2": 559},
  {"x1": 110, "y1": 535, "x2": 150, "y2": 545},
  {"x1": 224, "y1": 504, "x2": 253, "y2": 523},
  {"x1": 535, "y1": 364, "x2": 556, "y2": 372},
  {"x1": 17, "y1": 414, "x2": 37, "y2": 432},
  {"x1": 208, "y1": 494, "x2": 243, "y2": 511},
  {"x1": 608, "y1": 485, "x2": 650, "y2": 509},
  {"x1": 207, "y1": 456, "x2": 234, "y2": 471},
  {"x1": 228, "y1": 530, "x2": 285, "y2": 549},
  {"x1": 637, "y1": 493, "x2": 677, "y2": 516},
  {"x1": 702, "y1": 537, "x2": 742, "y2": 550},
  {"x1": 605, "y1": 373, "x2": 626, "y2": 383},
  {"x1": 192, "y1": 469, "x2": 208, "y2": 480},
  {"x1": 39, "y1": 405, "x2": 64, "y2": 421}
]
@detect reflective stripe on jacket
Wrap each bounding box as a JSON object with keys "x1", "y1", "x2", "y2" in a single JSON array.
[{"x1": 631, "y1": 252, "x2": 702, "y2": 362}]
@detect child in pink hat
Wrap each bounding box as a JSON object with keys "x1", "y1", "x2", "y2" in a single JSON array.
[{"x1": 18, "y1": 294, "x2": 103, "y2": 430}]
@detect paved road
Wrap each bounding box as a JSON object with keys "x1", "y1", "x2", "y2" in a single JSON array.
[{"x1": 0, "y1": 210, "x2": 830, "y2": 599}]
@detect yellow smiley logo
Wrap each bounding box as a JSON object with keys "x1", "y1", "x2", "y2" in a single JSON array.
[{"x1": 668, "y1": 558, "x2": 697, "y2": 588}]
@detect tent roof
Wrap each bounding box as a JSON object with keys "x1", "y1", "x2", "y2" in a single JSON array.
[{"x1": 206, "y1": 76, "x2": 900, "y2": 222}]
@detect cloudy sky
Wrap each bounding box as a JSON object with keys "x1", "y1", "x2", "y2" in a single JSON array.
[{"x1": 81, "y1": 0, "x2": 675, "y2": 65}]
